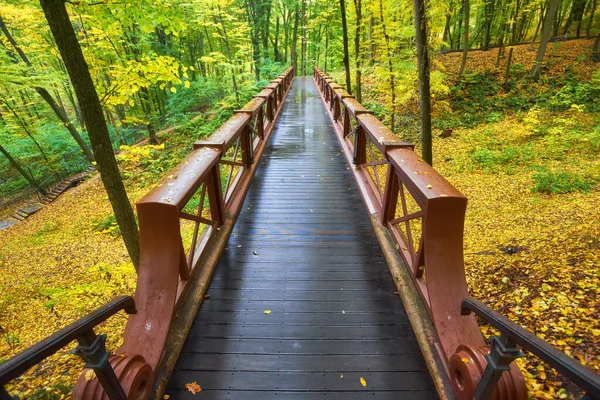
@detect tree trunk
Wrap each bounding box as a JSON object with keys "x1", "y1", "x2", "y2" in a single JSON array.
[
  {"x1": 301, "y1": 0, "x2": 307, "y2": 76},
  {"x1": 214, "y1": 9, "x2": 240, "y2": 102},
  {"x1": 586, "y1": 0, "x2": 596, "y2": 38},
  {"x1": 274, "y1": 15, "x2": 282, "y2": 62},
  {"x1": 413, "y1": 0, "x2": 433, "y2": 165},
  {"x1": 530, "y1": 0, "x2": 559, "y2": 78},
  {"x1": 379, "y1": 0, "x2": 395, "y2": 129},
  {"x1": 531, "y1": 2, "x2": 546, "y2": 44},
  {"x1": 353, "y1": 0, "x2": 362, "y2": 102},
  {"x1": 459, "y1": 0, "x2": 470, "y2": 76},
  {"x1": 0, "y1": 98, "x2": 52, "y2": 165},
  {"x1": 483, "y1": 0, "x2": 496, "y2": 50},
  {"x1": 0, "y1": 15, "x2": 94, "y2": 163},
  {"x1": 39, "y1": 0, "x2": 140, "y2": 269},
  {"x1": 340, "y1": 0, "x2": 352, "y2": 93},
  {"x1": 324, "y1": 24, "x2": 330, "y2": 73},
  {"x1": 0, "y1": 143, "x2": 43, "y2": 193},
  {"x1": 246, "y1": 0, "x2": 262, "y2": 80},
  {"x1": 291, "y1": 7, "x2": 299, "y2": 72},
  {"x1": 593, "y1": 34, "x2": 600, "y2": 62},
  {"x1": 504, "y1": 47, "x2": 514, "y2": 90},
  {"x1": 263, "y1": 0, "x2": 273, "y2": 60}
]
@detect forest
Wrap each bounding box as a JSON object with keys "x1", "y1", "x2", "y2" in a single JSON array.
[{"x1": 0, "y1": 0, "x2": 599, "y2": 398}]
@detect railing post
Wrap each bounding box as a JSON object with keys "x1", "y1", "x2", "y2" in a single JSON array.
[
  {"x1": 266, "y1": 97, "x2": 274, "y2": 121},
  {"x1": 381, "y1": 166, "x2": 399, "y2": 225},
  {"x1": 73, "y1": 331, "x2": 127, "y2": 400},
  {"x1": 343, "y1": 107, "x2": 351, "y2": 138},
  {"x1": 257, "y1": 107, "x2": 265, "y2": 139},
  {"x1": 473, "y1": 335, "x2": 524, "y2": 400},
  {"x1": 353, "y1": 125, "x2": 366, "y2": 165},
  {"x1": 241, "y1": 124, "x2": 255, "y2": 168},
  {"x1": 207, "y1": 164, "x2": 225, "y2": 225}
]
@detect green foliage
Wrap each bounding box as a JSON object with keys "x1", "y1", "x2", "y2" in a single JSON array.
[
  {"x1": 166, "y1": 77, "x2": 222, "y2": 118},
  {"x1": 531, "y1": 169, "x2": 598, "y2": 194},
  {"x1": 91, "y1": 214, "x2": 120, "y2": 237},
  {"x1": 471, "y1": 144, "x2": 534, "y2": 172}
]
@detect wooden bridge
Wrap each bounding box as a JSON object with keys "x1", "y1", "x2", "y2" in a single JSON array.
[{"x1": 1, "y1": 68, "x2": 599, "y2": 400}]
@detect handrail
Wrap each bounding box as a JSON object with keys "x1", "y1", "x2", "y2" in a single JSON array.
[
  {"x1": 461, "y1": 298, "x2": 600, "y2": 399},
  {"x1": 1, "y1": 296, "x2": 137, "y2": 400},
  {"x1": 71, "y1": 66, "x2": 295, "y2": 399},
  {"x1": 312, "y1": 66, "x2": 527, "y2": 400}
]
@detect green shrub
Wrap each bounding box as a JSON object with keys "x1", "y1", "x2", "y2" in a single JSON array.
[
  {"x1": 532, "y1": 169, "x2": 598, "y2": 194},
  {"x1": 471, "y1": 144, "x2": 534, "y2": 172},
  {"x1": 91, "y1": 214, "x2": 120, "y2": 236}
]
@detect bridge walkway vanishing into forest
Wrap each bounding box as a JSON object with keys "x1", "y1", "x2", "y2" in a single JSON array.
[
  {"x1": 164, "y1": 77, "x2": 438, "y2": 399},
  {"x1": 1, "y1": 68, "x2": 599, "y2": 400}
]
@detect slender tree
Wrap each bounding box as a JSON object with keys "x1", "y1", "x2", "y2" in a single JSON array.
[
  {"x1": 301, "y1": 0, "x2": 307, "y2": 76},
  {"x1": 39, "y1": 0, "x2": 140, "y2": 269},
  {"x1": 340, "y1": 0, "x2": 352, "y2": 93},
  {"x1": 459, "y1": 0, "x2": 470, "y2": 76},
  {"x1": 530, "y1": 0, "x2": 560, "y2": 78},
  {"x1": 291, "y1": 6, "x2": 299, "y2": 71},
  {"x1": 353, "y1": 0, "x2": 362, "y2": 102},
  {"x1": 413, "y1": 0, "x2": 433, "y2": 165},
  {"x1": 0, "y1": 143, "x2": 43, "y2": 194}
]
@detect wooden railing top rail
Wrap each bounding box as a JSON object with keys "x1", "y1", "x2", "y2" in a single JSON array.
[
  {"x1": 193, "y1": 113, "x2": 252, "y2": 152},
  {"x1": 341, "y1": 97, "x2": 373, "y2": 116},
  {"x1": 137, "y1": 147, "x2": 221, "y2": 209},
  {"x1": 235, "y1": 96, "x2": 266, "y2": 117},
  {"x1": 387, "y1": 148, "x2": 465, "y2": 206},
  {"x1": 254, "y1": 88, "x2": 274, "y2": 98},
  {"x1": 356, "y1": 114, "x2": 414, "y2": 155}
]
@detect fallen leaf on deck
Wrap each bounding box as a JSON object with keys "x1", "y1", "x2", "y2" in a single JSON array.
[
  {"x1": 185, "y1": 382, "x2": 202, "y2": 394},
  {"x1": 360, "y1": 377, "x2": 367, "y2": 387},
  {"x1": 264, "y1": 310, "x2": 271, "y2": 314}
]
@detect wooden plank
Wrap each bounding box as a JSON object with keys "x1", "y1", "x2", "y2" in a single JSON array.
[
  {"x1": 163, "y1": 390, "x2": 437, "y2": 400},
  {"x1": 168, "y1": 371, "x2": 434, "y2": 391},
  {"x1": 180, "y1": 337, "x2": 423, "y2": 355}
]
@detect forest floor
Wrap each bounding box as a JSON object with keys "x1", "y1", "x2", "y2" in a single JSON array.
[{"x1": 1, "y1": 39, "x2": 599, "y2": 399}]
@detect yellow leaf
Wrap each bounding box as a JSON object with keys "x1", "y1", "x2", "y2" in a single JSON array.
[
  {"x1": 163, "y1": 396, "x2": 170, "y2": 399},
  {"x1": 360, "y1": 377, "x2": 367, "y2": 387},
  {"x1": 264, "y1": 310, "x2": 271, "y2": 314},
  {"x1": 184, "y1": 80, "x2": 191, "y2": 89},
  {"x1": 461, "y1": 357, "x2": 470, "y2": 364},
  {"x1": 592, "y1": 329, "x2": 600, "y2": 336},
  {"x1": 340, "y1": 374, "x2": 344, "y2": 379},
  {"x1": 84, "y1": 369, "x2": 96, "y2": 381},
  {"x1": 185, "y1": 382, "x2": 202, "y2": 394},
  {"x1": 170, "y1": 87, "x2": 177, "y2": 93},
  {"x1": 128, "y1": 99, "x2": 135, "y2": 107},
  {"x1": 427, "y1": 184, "x2": 433, "y2": 189}
]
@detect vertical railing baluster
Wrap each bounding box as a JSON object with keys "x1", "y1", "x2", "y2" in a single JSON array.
[{"x1": 73, "y1": 331, "x2": 127, "y2": 400}]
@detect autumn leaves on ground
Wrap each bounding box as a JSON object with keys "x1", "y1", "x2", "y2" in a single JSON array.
[{"x1": 1, "y1": 40, "x2": 599, "y2": 398}]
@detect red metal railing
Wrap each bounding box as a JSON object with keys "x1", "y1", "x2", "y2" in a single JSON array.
[
  {"x1": 313, "y1": 67, "x2": 526, "y2": 400},
  {"x1": 72, "y1": 67, "x2": 295, "y2": 399}
]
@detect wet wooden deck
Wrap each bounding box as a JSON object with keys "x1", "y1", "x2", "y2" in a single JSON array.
[{"x1": 165, "y1": 77, "x2": 438, "y2": 399}]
